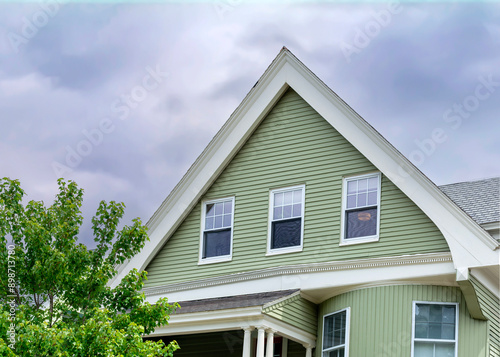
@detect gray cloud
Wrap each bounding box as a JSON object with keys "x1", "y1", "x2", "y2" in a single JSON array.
[{"x1": 0, "y1": 2, "x2": 499, "y2": 247}]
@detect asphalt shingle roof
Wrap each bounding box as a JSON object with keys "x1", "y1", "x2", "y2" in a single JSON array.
[
  {"x1": 173, "y1": 289, "x2": 299, "y2": 314},
  {"x1": 439, "y1": 177, "x2": 500, "y2": 225}
]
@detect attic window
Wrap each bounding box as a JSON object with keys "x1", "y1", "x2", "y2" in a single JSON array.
[
  {"x1": 341, "y1": 173, "x2": 380, "y2": 245},
  {"x1": 267, "y1": 185, "x2": 305, "y2": 255},
  {"x1": 199, "y1": 197, "x2": 234, "y2": 264}
]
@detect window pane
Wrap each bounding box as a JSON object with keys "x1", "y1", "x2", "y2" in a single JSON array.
[
  {"x1": 414, "y1": 342, "x2": 434, "y2": 357},
  {"x1": 224, "y1": 200, "x2": 232, "y2": 214},
  {"x1": 442, "y1": 306, "x2": 455, "y2": 324},
  {"x1": 284, "y1": 191, "x2": 293, "y2": 205},
  {"x1": 442, "y1": 324, "x2": 455, "y2": 340},
  {"x1": 357, "y1": 193, "x2": 367, "y2": 207},
  {"x1": 214, "y1": 215, "x2": 223, "y2": 228},
  {"x1": 367, "y1": 192, "x2": 377, "y2": 206},
  {"x1": 430, "y1": 304, "x2": 442, "y2": 322},
  {"x1": 358, "y1": 178, "x2": 368, "y2": 193},
  {"x1": 368, "y1": 177, "x2": 378, "y2": 191},
  {"x1": 415, "y1": 323, "x2": 429, "y2": 339},
  {"x1": 206, "y1": 203, "x2": 215, "y2": 217},
  {"x1": 429, "y1": 323, "x2": 442, "y2": 339},
  {"x1": 345, "y1": 208, "x2": 377, "y2": 238},
  {"x1": 346, "y1": 195, "x2": 356, "y2": 209},
  {"x1": 215, "y1": 202, "x2": 223, "y2": 215},
  {"x1": 283, "y1": 204, "x2": 292, "y2": 218},
  {"x1": 223, "y1": 214, "x2": 232, "y2": 227},
  {"x1": 205, "y1": 217, "x2": 214, "y2": 230},
  {"x1": 203, "y1": 229, "x2": 231, "y2": 258},
  {"x1": 435, "y1": 342, "x2": 455, "y2": 357},
  {"x1": 293, "y1": 189, "x2": 302, "y2": 203},
  {"x1": 275, "y1": 192, "x2": 283, "y2": 206},
  {"x1": 292, "y1": 203, "x2": 301, "y2": 217},
  {"x1": 324, "y1": 349, "x2": 344, "y2": 357},
  {"x1": 347, "y1": 180, "x2": 357, "y2": 194},
  {"x1": 415, "y1": 304, "x2": 430, "y2": 322},
  {"x1": 271, "y1": 218, "x2": 301, "y2": 249},
  {"x1": 274, "y1": 206, "x2": 283, "y2": 220}
]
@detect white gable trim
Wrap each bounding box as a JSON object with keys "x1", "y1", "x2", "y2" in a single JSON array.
[{"x1": 110, "y1": 49, "x2": 498, "y2": 288}]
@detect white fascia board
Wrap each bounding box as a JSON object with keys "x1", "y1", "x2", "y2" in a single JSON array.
[
  {"x1": 147, "y1": 306, "x2": 316, "y2": 346},
  {"x1": 470, "y1": 267, "x2": 500, "y2": 299},
  {"x1": 144, "y1": 253, "x2": 456, "y2": 305}
]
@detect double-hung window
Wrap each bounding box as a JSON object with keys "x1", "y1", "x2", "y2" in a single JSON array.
[
  {"x1": 341, "y1": 173, "x2": 380, "y2": 244},
  {"x1": 412, "y1": 302, "x2": 458, "y2": 357},
  {"x1": 322, "y1": 308, "x2": 350, "y2": 357},
  {"x1": 199, "y1": 197, "x2": 234, "y2": 264},
  {"x1": 268, "y1": 185, "x2": 305, "y2": 254}
]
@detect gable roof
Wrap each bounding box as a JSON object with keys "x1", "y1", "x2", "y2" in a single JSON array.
[
  {"x1": 110, "y1": 48, "x2": 499, "y2": 288},
  {"x1": 440, "y1": 177, "x2": 500, "y2": 225}
]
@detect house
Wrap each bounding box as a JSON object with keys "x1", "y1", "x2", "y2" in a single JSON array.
[{"x1": 110, "y1": 48, "x2": 500, "y2": 357}]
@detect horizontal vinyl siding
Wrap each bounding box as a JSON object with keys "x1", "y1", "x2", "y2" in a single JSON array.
[
  {"x1": 316, "y1": 285, "x2": 488, "y2": 357},
  {"x1": 145, "y1": 89, "x2": 449, "y2": 287},
  {"x1": 263, "y1": 295, "x2": 318, "y2": 335},
  {"x1": 471, "y1": 276, "x2": 500, "y2": 357}
]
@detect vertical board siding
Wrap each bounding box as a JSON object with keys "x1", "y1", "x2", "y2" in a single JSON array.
[
  {"x1": 316, "y1": 285, "x2": 489, "y2": 357},
  {"x1": 263, "y1": 295, "x2": 318, "y2": 335},
  {"x1": 471, "y1": 276, "x2": 500, "y2": 357},
  {"x1": 145, "y1": 89, "x2": 449, "y2": 287}
]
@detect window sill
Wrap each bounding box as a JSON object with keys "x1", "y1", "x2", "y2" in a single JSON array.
[
  {"x1": 339, "y1": 235, "x2": 379, "y2": 246},
  {"x1": 266, "y1": 246, "x2": 303, "y2": 256},
  {"x1": 198, "y1": 255, "x2": 232, "y2": 265}
]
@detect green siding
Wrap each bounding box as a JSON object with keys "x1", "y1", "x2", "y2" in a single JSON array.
[
  {"x1": 471, "y1": 276, "x2": 500, "y2": 357},
  {"x1": 317, "y1": 285, "x2": 489, "y2": 357},
  {"x1": 145, "y1": 89, "x2": 449, "y2": 287},
  {"x1": 263, "y1": 294, "x2": 318, "y2": 335}
]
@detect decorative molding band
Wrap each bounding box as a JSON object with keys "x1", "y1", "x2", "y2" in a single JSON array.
[{"x1": 143, "y1": 252, "x2": 453, "y2": 297}]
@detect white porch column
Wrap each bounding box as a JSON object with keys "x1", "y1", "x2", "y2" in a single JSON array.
[
  {"x1": 265, "y1": 329, "x2": 276, "y2": 357},
  {"x1": 242, "y1": 327, "x2": 253, "y2": 357},
  {"x1": 304, "y1": 344, "x2": 313, "y2": 357},
  {"x1": 256, "y1": 326, "x2": 266, "y2": 357}
]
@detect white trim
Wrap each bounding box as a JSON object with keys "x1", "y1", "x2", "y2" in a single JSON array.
[
  {"x1": 110, "y1": 48, "x2": 499, "y2": 289},
  {"x1": 147, "y1": 306, "x2": 316, "y2": 347},
  {"x1": 143, "y1": 253, "x2": 455, "y2": 304},
  {"x1": 340, "y1": 172, "x2": 381, "y2": 245},
  {"x1": 267, "y1": 185, "x2": 305, "y2": 255},
  {"x1": 322, "y1": 307, "x2": 350, "y2": 357},
  {"x1": 198, "y1": 196, "x2": 235, "y2": 265},
  {"x1": 411, "y1": 301, "x2": 459, "y2": 357}
]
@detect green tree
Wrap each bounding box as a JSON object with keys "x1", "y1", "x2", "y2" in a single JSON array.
[{"x1": 0, "y1": 178, "x2": 179, "y2": 356}]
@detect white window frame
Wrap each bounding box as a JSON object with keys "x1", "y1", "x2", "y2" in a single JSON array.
[
  {"x1": 267, "y1": 185, "x2": 305, "y2": 255},
  {"x1": 198, "y1": 196, "x2": 235, "y2": 265},
  {"x1": 411, "y1": 301, "x2": 459, "y2": 357},
  {"x1": 340, "y1": 172, "x2": 381, "y2": 245},
  {"x1": 322, "y1": 307, "x2": 350, "y2": 357}
]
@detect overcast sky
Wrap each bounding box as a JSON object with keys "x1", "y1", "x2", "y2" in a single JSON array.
[{"x1": 1, "y1": 1, "x2": 499, "y2": 247}]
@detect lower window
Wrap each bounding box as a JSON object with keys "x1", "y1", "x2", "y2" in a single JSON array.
[
  {"x1": 322, "y1": 308, "x2": 349, "y2": 357},
  {"x1": 412, "y1": 302, "x2": 458, "y2": 357}
]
